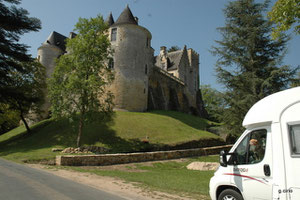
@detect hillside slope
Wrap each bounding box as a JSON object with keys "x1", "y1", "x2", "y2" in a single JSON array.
[{"x1": 0, "y1": 111, "x2": 222, "y2": 162}]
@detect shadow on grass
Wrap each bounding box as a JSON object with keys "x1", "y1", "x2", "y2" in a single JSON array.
[
  {"x1": 0, "y1": 111, "x2": 224, "y2": 161},
  {"x1": 0, "y1": 115, "x2": 165, "y2": 159}
]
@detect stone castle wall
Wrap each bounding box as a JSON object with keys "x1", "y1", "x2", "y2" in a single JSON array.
[
  {"x1": 109, "y1": 24, "x2": 153, "y2": 111},
  {"x1": 56, "y1": 145, "x2": 232, "y2": 166},
  {"x1": 35, "y1": 44, "x2": 64, "y2": 121},
  {"x1": 148, "y1": 67, "x2": 193, "y2": 113}
]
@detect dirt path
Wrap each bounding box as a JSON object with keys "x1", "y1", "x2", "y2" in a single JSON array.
[{"x1": 27, "y1": 163, "x2": 198, "y2": 200}]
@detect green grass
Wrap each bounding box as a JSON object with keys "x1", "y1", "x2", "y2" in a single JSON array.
[
  {"x1": 0, "y1": 110, "x2": 221, "y2": 163},
  {"x1": 0, "y1": 111, "x2": 221, "y2": 199},
  {"x1": 68, "y1": 155, "x2": 219, "y2": 199}
]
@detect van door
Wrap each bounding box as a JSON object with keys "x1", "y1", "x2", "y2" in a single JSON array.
[
  {"x1": 228, "y1": 128, "x2": 272, "y2": 200},
  {"x1": 280, "y1": 102, "x2": 300, "y2": 200}
]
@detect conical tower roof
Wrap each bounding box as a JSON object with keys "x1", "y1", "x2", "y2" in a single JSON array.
[
  {"x1": 45, "y1": 31, "x2": 67, "y2": 51},
  {"x1": 106, "y1": 12, "x2": 114, "y2": 26},
  {"x1": 114, "y1": 5, "x2": 137, "y2": 26}
]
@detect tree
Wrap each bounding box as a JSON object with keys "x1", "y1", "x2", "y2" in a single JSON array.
[
  {"x1": 167, "y1": 46, "x2": 181, "y2": 53},
  {"x1": 0, "y1": 103, "x2": 20, "y2": 135},
  {"x1": 48, "y1": 15, "x2": 114, "y2": 147},
  {"x1": 0, "y1": 0, "x2": 41, "y2": 102},
  {"x1": 3, "y1": 60, "x2": 46, "y2": 133},
  {"x1": 200, "y1": 85, "x2": 226, "y2": 122},
  {"x1": 268, "y1": 0, "x2": 300, "y2": 39},
  {"x1": 212, "y1": 0, "x2": 296, "y2": 136}
]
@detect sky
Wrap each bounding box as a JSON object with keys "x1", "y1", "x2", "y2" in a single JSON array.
[{"x1": 19, "y1": 0, "x2": 299, "y2": 91}]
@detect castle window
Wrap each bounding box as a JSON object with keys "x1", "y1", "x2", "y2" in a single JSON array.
[
  {"x1": 145, "y1": 64, "x2": 147, "y2": 74},
  {"x1": 146, "y1": 37, "x2": 149, "y2": 47},
  {"x1": 111, "y1": 28, "x2": 117, "y2": 41},
  {"x1": 108, "y1": 58, "x2": 114, "y2": 69}
]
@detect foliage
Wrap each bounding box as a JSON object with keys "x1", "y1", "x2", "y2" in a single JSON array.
[
  {"x1": 2, "y1": 61, "x2": 46, "y2": 133},
  {"x1": 48, "y1": 15, "x2": 114, "y2": 147},
  {"x1": 200, "y1": 85, "x2": 226, "y2": 122},
  {"x1": 167, "y1": 46, "x2": 181, "y2": 52},
  {"x1": 212, "y1": 0, "x2": 296, "y2": 136},
  {"x1": 0, "y1": 0, "x2": 42, "y2": 133},
  {"x1": 0, "y1": 103, "x2": 20, "y2": 135},
  {"x1": 291, "y1": 71, "x2": 300, "y2": 87},
  {"x1": 0, "y1": 0, "x2": 41, "y2": 102},
  {"x1": 268, "y1": 0, "x2": 300, "y2": 39}
]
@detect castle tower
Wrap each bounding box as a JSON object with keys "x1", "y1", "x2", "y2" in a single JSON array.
[
  {"x1": 108, "y1": 6, "x2": 154, "y2": 111},
  {"x1": 36, "y1": 31, "x2": 67, "y2": 119},
  {"x1": 38, "y1": 31, "x2": 67, "y2": 78},
  {"x1": 187, "y1": 48, "x2": 200, "y2": 94}
]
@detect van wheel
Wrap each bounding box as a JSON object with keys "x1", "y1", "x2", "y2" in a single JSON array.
[{"x1": 218, "y1": 189, "x2": 243, "y2": 200}]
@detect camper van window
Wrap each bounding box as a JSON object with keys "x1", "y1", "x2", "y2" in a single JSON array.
[
  {"x1": 289, "y1": 125, "x2": 300, "y2": 155},
  {"x1": 235, "y1": 129, "x2": 267, "y2": 165}
]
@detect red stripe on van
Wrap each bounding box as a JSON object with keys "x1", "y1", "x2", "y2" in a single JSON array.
[{"x1": 223, "y1": 173, "x2": 267, "y2": 185}]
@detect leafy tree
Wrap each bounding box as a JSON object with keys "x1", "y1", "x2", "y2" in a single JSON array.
[
  {"x1": 200, "y1": 85, "x2": 225, "y2": 122},
  {"x1": 167, "y1": 46, "x2": 181, "y2": 53},
  {"x1": 0, "y1": 103, "x2": 20, "y2": 135},
  {"x1": 212, "y1": 0, "x2": 296, "y2": 136},
  {"x1": 268, "y1": 0, "x2": 300, "y2": 39},
  {"x1": 3, "y1": 60, "x2": 46, "y2": 133},
  {"x1": 48, "y1": 15, "x2": 114, "y2": 147},
  {"x1": 0, "y1": 0, "x2": 41, "y2": 102}
]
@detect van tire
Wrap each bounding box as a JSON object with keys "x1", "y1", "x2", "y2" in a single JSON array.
[{"x1": 218, "y1": 189, "x2": 243, "y2": 200}]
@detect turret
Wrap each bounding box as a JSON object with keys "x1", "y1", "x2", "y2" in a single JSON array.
[
  {"x1": 187, "y1": 48, "x2": 200, "y2": 93},
  {"x1": 37, "y1": 31, "x2": 67, "y2": 119},
  {"x1": 38, "y1": 31, "x2": 67, "y2": 78},
  {"x1": 107, "y1": 5, "x2": 154, "y2": 111}
]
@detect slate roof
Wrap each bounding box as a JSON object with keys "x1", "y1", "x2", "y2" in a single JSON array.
[
  {"x1": 114, "y1": 5, "x2": 137, "y2": 26},
  {"x1": 106, "y1": 12, "x2": 114, "y2": 26},
  {"x1": 45, "y1": 31, "x2": 67, "y2": 51},
  {"x1": 155, "y1": 50, "x2": 184, "y2": 71},
  {"x1": 167, "y1": 50, "x2": 183, "y2": 70}
]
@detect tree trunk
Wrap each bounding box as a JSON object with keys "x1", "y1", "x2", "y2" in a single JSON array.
[
  {"x1": 76, "y1": 114, "x2": 84, "y2": 148},
  {"x1": 20, "y1": 113, "x2": 31, "y2": 134}
]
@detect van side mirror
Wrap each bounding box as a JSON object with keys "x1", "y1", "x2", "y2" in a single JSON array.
[
  {"x1": 220, "y1": 150, "x2": 236, "y2": 167},
  {"x1": 220, "y1": 150, "x2": 228, "y2": 167}
]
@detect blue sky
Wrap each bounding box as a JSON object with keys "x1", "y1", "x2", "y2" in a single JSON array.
[{"x1": 19, "y1": 0, "x2": 299, "y2": 91}]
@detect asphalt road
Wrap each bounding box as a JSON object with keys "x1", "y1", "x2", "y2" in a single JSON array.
[{"x1": 0, "y1": 158, "x2": 126, "y2": 200}]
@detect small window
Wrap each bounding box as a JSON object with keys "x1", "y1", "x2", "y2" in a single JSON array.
[
  {"x1": 108, "y1": 58, "x2": 114, "y2": 69},
  {"x1": 234, "y1": 129, "x2": 267, "y2": 165},
  {"x1": 145, "y1": 64, "x2": 148, "y2": 74},
  {"x1": 289, "y1": 125, "x2": 300, "y2": 155},
  {"x1": 146, "y1": 37, "x2": 149, "y2": 47},
  {"x1": 111, "y1": 28, "x2": 117, "y2": 41}
]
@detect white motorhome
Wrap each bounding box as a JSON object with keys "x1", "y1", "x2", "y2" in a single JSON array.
[{"x1": 209, "y1": 87, "x2": 300, "y2": 200}]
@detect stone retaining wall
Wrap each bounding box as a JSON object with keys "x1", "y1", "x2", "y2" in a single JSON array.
[{"x1": 56, "y1": 145, "x2": 232, "y2": 166}]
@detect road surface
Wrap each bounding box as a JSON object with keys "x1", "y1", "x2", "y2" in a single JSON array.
[{"x1": 0, "y1": 158, "x2": 126, "y2": 200}]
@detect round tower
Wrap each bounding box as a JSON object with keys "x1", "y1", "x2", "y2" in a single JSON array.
[
  {"x1": 37, "y1": 31, "x2": 66, "y2": 119},
  {"x1": 108, "y1": 6, "x2": 154, "y2": 111},
  {"x1": 38, "y1": 31, "x2": 67, "y2": 79}
]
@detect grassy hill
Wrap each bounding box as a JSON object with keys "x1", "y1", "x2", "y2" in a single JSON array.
[{"x1": 0, "y1": 110, "x2": 223, "y2": 162}]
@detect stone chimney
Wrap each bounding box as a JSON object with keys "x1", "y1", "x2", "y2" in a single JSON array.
[{"x1": 160, "y1": 46, "x2": 167, "y2": 57}]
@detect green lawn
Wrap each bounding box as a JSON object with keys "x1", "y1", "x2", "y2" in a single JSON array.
[
  {"x1": 68, "y1": 155, "x2": 219, "y2": 199},
  {"x1": 0, "y1": 111, "x2": 222, "y2": 199},
  {"x1": 0, "y1": 111, "x2": 222, "y2": 163}
]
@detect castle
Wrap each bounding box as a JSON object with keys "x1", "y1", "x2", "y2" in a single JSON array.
[{"x1": 37, "y1": 5, "x2": 207, "y2": 118}]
